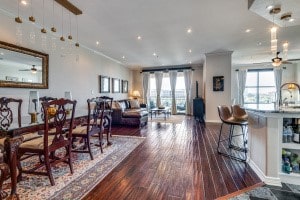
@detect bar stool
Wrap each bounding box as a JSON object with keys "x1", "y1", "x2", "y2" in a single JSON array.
[{"x1": 217, "y1": 105, "x2": 248, "y2": 162}]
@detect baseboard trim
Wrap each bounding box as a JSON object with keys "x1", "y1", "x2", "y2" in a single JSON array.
[{"x1": 249, "y1": 159, "x2": 282, "y2": 187}]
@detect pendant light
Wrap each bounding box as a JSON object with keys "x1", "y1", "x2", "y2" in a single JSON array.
[
  {"x1": 15, "y1": 0, "x2": 22, "y2": 23},
  {"x1": 28, "y1": 0, "x2": 35, "y2": 22},
  {"x1": 51, "y1": 0, "x2": 56, "y2": 32},
  {"x1": 68, "y1": 12, "x2": 72, "y2": 40},
  {"x1": 41, "y1": 0, "x2": 46, "y2": 33},
  {"x1": 269, "y1": 6, "x2": 281, "y2": 57},
  {"x1": 75, "y1": 15, "x2": 79, "y2": 47},
  {"x1": 60, "y1": 6, "x2": 65, "y2": 41}
]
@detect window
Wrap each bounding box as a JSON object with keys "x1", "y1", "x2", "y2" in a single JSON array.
[
  {"x1": 149, "y1": 73, "x2": 186, "y2": 113},
  {"x1": 244, "y1": 69, "x2": 276, "y2": 107}
]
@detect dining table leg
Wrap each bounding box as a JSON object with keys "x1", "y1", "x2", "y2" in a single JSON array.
[{"x1": 5, "y1": 136, "x2": 23, "y2": 200}]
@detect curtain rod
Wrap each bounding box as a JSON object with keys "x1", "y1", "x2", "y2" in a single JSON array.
[{"x1": 141, "y1": 67, "x2": 193, "y2": 73}]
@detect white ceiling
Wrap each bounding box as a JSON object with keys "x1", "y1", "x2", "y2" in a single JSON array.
[{"x1": 0, "y1": 0, "x2": 300, "y2": 68}]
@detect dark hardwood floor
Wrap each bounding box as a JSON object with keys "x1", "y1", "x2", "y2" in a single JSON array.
[{"x1": 83, "y1": 116, "x2": 261, "y2": 200}]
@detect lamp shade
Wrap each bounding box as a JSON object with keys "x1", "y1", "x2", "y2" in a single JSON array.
[
  {"x1": 28, "y1": 91, "x2": 39, "y2": 114},
  {"x1": 132, "y1": 90, "x2": 141, "y2": 98}
]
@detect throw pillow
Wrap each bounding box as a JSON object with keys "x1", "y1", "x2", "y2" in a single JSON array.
[{"x1": 129, "y1": 99, "x2": 140, "y2": 109}]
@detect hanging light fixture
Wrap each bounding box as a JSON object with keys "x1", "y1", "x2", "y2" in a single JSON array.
[
  {"x1": 28, "y1": 0, "x2": 35, "y2": 22},
  {"x1": 68, "y1": 12, "x2": 72, "y2": 40},
  {"x1": 269, "y1": 6, "x2": 281, "y2": 56},
  {"x1": 281, "y1": 13, "x2": 292, "y2": 62},
  {"x1": 75, "y1": 15, "x2": 79, "y2": 47},
  {"x1": 51, "y1": 0, "x2": 57, "y2": 32},
  {"x1": 15, "y1": 0, "x2": 23, "y2": 23},
  {"x1": 41, "y1": 0, "x2": 46, "y2": 33},
  {"x1": 270, "y1": 26, "x2": 277, "y2": 56},
  {"x1": 60, "y1": 6, "x2": 65, "y2": 41}
]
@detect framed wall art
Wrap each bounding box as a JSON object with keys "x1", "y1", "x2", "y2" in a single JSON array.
[
  {"x1": 99, "y1": 75, "x2": 110, "y2": 93},
  {"x1": 122, "y1": 80, "x2": 128, "y2": 93},
  {"x1": 213, "y1": 76, "x2": 224, "y2": 91},
  {"x1": 112, "y1": 78, "x2": 120, "y2": 93}
]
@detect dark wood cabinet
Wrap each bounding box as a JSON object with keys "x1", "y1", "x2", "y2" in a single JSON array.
[{"x1": 193, "y1": 98, "x2": 205, "y2": 123}]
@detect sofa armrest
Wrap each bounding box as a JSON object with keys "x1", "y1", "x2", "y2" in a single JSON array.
[{"x1": 140, "y1": 103, "x2": 147, "y2": 108}]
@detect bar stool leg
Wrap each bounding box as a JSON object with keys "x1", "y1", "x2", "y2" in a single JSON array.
[{"x1": 217, "y1": 123, "x2": 224, "y2": 153}]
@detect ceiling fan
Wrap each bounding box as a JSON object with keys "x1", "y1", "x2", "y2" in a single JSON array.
[{"x1": 19, "y1": 65, "x2": 41, "y2": 73}]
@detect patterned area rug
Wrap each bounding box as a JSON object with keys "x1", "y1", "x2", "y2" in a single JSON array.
[
  {"x1": 226, "y1": 183, "x2": 300, "y2": 200},
  {"x1": 3, "y1": 135, "x2": 145, "y2": 200},
  {"x1": 148, "y1": 114, "x2": 184, "y2": 124}
]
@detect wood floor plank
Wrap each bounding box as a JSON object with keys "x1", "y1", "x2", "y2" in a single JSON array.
[{"x1": 83, "y1": 117, "x2": 262, "y2": 200}]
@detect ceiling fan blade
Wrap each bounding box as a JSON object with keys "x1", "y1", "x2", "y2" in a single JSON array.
[
  {"x1": 287, "y1": 58, "x2": 300, "y2": 62},
  {"x1": 282, "y1": 61, "x2": 292, "y2": 64}
]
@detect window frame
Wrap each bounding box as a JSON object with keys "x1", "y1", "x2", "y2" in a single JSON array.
[{"x1": 244, "y1": 68, "x2": 275, "y2": 105}]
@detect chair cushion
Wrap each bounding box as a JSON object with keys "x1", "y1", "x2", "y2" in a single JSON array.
[
  {"x1": 19, "y1": 135, "x2": 55, "y2": 150},
  {"x1": 72, "y1": 126, "x2": 88, "y2": 135},
  {"x1": 22, "y1": 132, "x2": 42, "y2": 142}
]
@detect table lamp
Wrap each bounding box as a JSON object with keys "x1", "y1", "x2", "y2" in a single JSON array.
[{"x1": 132, "y1": 90, "x2": 141, "y2": 100}]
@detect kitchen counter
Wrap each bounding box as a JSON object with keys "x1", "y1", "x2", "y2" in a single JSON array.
[{"x1": 246, "y1": 107, "x2": 300, "y2": 186}]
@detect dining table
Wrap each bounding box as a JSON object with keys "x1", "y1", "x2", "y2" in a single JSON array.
[{"x1": 1, "y1": 108, "x2": 112, "y2": 199}]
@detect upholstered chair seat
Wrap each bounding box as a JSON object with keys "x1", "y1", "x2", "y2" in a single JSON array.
[{"x1": 19, "y1": 135, "x2": 55, "y2": 150}]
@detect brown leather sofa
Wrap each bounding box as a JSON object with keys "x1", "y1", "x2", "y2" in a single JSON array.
[{"x1": 111, "y1": 99, "x2": 148, "y2": 127}]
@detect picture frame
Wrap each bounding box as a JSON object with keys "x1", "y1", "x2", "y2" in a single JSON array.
[
  {"x1": 122, "y1": 80, "x2": 128, "y2": 93},
  {"x1": 99, "y1": 75, "x2": 110, "y2": 93},
  {"x1": 213, "y1": 76, "x2": 224, "y2": 91},
  {"x1": 112, "y1": 78, "x2": 120, "y2": 93}
]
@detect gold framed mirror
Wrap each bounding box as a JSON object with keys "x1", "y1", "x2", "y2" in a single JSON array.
[{"x1": 0, "y1": 41, "x2": 48, "y2": 89}]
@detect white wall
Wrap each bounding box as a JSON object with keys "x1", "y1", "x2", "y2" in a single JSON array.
[
  {"x1": 204, "y1": 52, "x2": 232, "y2": 122},
  {"x1": 0, "y1": 11, "x2": 132, "y2": 116}
]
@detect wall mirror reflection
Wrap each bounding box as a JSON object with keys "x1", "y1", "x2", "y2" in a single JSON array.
[{"x1": 0, "y1": 41, "x2": 48, "y2": 89}]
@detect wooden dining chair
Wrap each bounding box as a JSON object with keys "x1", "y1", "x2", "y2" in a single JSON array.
[
  {"x1": 98, "y1": 96, "x2": 113, "y2": 145},
  {"x1": 17, "y1": 98, "x2": 77, "y2": 186},
  {"x1": 0, "y1": 97, "x2": 22, "y2": 199},
  {"x1": 72, "y1": 98, "x2": 105, "y2": 160}
]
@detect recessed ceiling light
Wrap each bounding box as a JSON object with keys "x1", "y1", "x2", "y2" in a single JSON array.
[
  {"x1": 137, "y1": 36, "x2": 142, "y2": 40},
  {"x1": 266, "y1": 5, "x2": 273, "y2": 10},
  {"x1": 21, "y1": 0, "x2": 27, "y2": 5},
  {"x1": 96, "y1": 41, "x2": 100, "y2": 45},
  {"x1": 189, "y1": 49, "x2": 192, "y2": 53},
  {"x1": 289, "y1": 18, "x2": 295, "y2": 22},
  {"x1": 187, "y1": 28, "x2": 192, "y2": 34},
  {"x1": 189, "y1": 61, "x2": 192, "y2": 64},
  {"x1": 153, "y1": 52, "x2": 157, "y2": 56},
  {"x1": 245, "y1": 29, "x2": 251, "y2": 33},
  {"x1": 122, "y1": 56, "x2": 125, "y2": 59},
  {"x1": 0, "y1": 52, "x2": 4, "y2": 55}
]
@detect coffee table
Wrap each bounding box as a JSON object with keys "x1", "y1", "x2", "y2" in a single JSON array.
[{"x1": 150, "y1": 107, "x2": 171, "y2": 120}]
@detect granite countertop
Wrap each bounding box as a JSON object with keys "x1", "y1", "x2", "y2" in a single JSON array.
[{"x1": 244, "y1": 104, "x2": 300, "y2": 114}]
